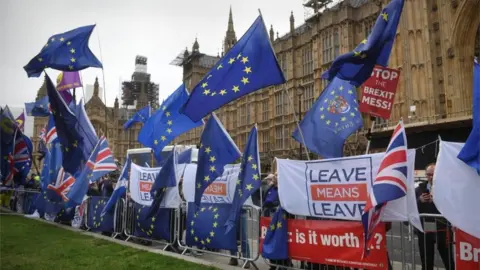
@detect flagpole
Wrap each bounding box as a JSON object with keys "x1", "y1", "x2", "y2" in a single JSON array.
[
  {"x1": 258, "y1": 9, "x2": 310, "y2": 161},
  {"x1": 95, "y1": 23, "x2": 109, "y2": 139}
]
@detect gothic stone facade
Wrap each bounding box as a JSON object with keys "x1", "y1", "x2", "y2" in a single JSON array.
[{"x1": 174, "y1": 0, "x2": 480, "y2": 171}]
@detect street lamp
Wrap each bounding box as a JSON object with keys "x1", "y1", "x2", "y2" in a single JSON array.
[{"x1": 296, "y1": 85, "x2": 304, "y2": 160}]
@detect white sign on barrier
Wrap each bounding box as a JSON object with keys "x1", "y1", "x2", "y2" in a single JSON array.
[
  {"x1": 129, "y1": 162, "x2": 185, "y2": 208},
  {"x1": 277, "y1": 150, "x2": 422, "y2": 230}
]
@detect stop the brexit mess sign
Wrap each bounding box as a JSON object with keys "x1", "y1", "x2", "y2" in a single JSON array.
[{"x1": 359, "y1": 66, "x2": 400, "y2": 120}]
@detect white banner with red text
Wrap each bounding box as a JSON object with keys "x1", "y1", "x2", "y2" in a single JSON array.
[
  {"x1": 276, "y1": 150, "x2": 422, "y2": 230},
  {"x1": 128, "y1": 162, "x2": 185, "y2": 208}
]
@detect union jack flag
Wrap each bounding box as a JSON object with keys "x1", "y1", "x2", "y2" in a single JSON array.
[
  {"x1": 45, "y1": 115, "x2": 58, "y2": 144},
  {"x1": 362, "y1": 120, "x2": 408, "y2": 256},
  {"x1": 88, "y1": 136, "x2": 117, "y2": 183},
  {"x1": 47, "y1": 167, "x2": 75, "y2": 201},
  {"x1": 4, "y1": 134, "x2": 32, "y2": 185}
]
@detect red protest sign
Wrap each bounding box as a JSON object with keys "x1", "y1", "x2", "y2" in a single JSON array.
[
  {"x1": 260, "y1": 218, "x2": 388, "y2": 270},
  {"x1": 359, "y1": 65, "x2": 400, "y2": 120},
  {"x1": 455, "y1": 229, "x2": 480, "y2": 270}
]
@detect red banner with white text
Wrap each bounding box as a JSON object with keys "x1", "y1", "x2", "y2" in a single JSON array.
[
  {"x1": 455, "y1": 229, "x2": 480, "y2": 270},
  {"x1": 359, "y1": 65, "x2": 400, "y2": 120},
  {"x1": 260, "y1": 217, "x2": 388, "y2": 270}
]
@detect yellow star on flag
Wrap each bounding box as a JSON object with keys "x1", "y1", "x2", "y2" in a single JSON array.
[
  {"x1": 219, "y1": 89, "x2": 227, "y2": 95},
  {"x1": 203, "y1": 89, "x2": 211, "y2": 95},
  {"x1": 246, "y1": 184, "x2": 253, "y2": 191},
  {"x1": 252, "y1": 174, "x2": 259, "y2": 181},
  {"x1": 228, "y1": 58, "x2": 235, "y2": 64},
  {"x1": 209, "y1": 166, "x2": 215, "y2": 172},
  {"x1": 247, "y1": 155, "x2": 253, "y2": 162},
  {"x1": 251, "y1": 164, "x2": 257, "y2": 170},
  {"x1": 205, "y1": 147, "x2": 211, "y2": 154},
  {"x1": 161, "y1": 136, "x2": 167, "y2": 141},
  {"x1": 243, "y1": 67, "x2": 252, "y2": 74},
  {"x1": 59, "y1": 37, "x2": 65, "y2": 42},
  {"x1": 232, "y1": 85, "x2": 240, "y2": 93},
  {"x1": 204, "y1": 175, "x2": 210, "y2": 182},
  {"x1": 167, "y1": 120, "x2": 173, "y2": 126},
  {"x1": 241, "y1": 77, "x2": 249, "y2": 85},
  {"x1": 241, "y1": 57, "x2": 249, "y2": 64},
  {"x1": 165, "y1": 111, "x2": 171, "y2": 117},
  {"x1": 70, "y1": 48, "x2": 76, "y2": 54},
  {"x1": 209, "y1": 156, "x2": 216, "y2": 162},
  {"x1": 70, "y1": 57, "x2": 76, "y2": 63},
  {"x1": 202, "y1": 82, "x2": 208, "y2": 88},
  {"x1": 166, "y1": 128, "x2": 172, "y2": 134},
  {"x1": 217, "y1": 64, "x2": 223, "y2": 70},
  {"x1": 381, "y1": 12, "x2": 388, "y2": 21}
]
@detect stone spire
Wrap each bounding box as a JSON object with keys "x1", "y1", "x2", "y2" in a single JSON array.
[
  {"x1": 223, "y1": 6, "x2": 237, "y2": 54},
  {"x1": 269, "y1": 25, "x2": 275, "y2": 43},
  {"x1": 114, "y1": 97, "x2": 119, "y2": 109},
  {"x1": 290, "y1": 11, "x2": 295, "y2": 33},
  {"x1": 192, "y1": 38, "x2": 200, "y2": 53},
  {"x1": 93, "y1": 77, "x2": 100, "y2": 97}
]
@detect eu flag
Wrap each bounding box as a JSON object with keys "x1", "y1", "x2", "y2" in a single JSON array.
[
  {"x1": 24, "y1": 25, "x2": 102, "y2": 78},
  {"x1": 25, "y1": 96, "x2": 50, "y2": 117},
  {"x1": 292, "y1": 77, "x2": 362, "y2": 158},
  {"x1": 138, "y1": 84, "x2": 203, "y2": 161},
  {"x1": 86, "y1": 196, "x2": 114, "y2": 232},
  {"x1": 178, "y1": 148, "x2": 193, "y2": 164},
  {"x1": 46, "y1": 73, "x2": 85, "y2": 174},
  {"x1": 321, "y1": 0, "x2": 405, "y2": 86},
  {"x1": 194, "y1": 113, "x2": 240, "y2": 206},
  {"x1": 458, "y1": 60, "x2": 480, "y2": 174},
  {"x1": 145, "y1": 148, "x2": 178, "y2": 219},
  {"x1": 186, "y1": 202, "x2": 237, "y2": 251},
  {"x1": 124, "y1": 105, "x2": 151, "y2": 129},
  {"x1": 101, "y1": 157, "x2": 130, "y2": 216},
  {"x1": 73, "y1": 100, "x2": 99, "y2": 161},
  {"x1": 262, "y1": 207, "x2": 289, "y2": 260},
  {"x1": 225, "y1": 125, "x2": 261, "y2": 233},
  {"x1": 134, "y1": 203, "x2": 172, "y2": 241},
  {"x1": 182, "y1": 15, "x2": 285, "y2": 122}
]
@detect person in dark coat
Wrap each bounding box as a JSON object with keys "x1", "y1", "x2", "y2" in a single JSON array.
[{"x1": 415, "y1": 163, "x2": 454, "y2": 270}]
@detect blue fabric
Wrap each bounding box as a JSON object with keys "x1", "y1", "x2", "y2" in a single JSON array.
[
  {"x1": 293, "y1": 77, "x2": 362, "y2": 158},
  {"x1": 321, "y1": 0, "x2": 405, "y2": 86},
  {"x1": 138, "y1": 84, "x2": 203, "y2": 162},
  {"x1": 182, "y1": 15, "x2": 285, "y2": 122},
  {"x1": 194, "y1": 114, "x2": 240, "y2": 206},
  {"x1": 24, "y1": 25, "x2": 102, "y2": 77},
  {"x1": 225, "y1": 125, "x2": 261, "y2": 233},
  {"x1": 458, "y1": 60, "x2": 480, "y2": 175}
]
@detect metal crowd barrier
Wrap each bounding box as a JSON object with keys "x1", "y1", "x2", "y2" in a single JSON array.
[
  {"x1": 175, "y1": 202, "x2": 261, "y2": 269},
  {"x1": 122, "y1": 197, "x2": 177, "y2": 251},
  {"x1": 2, "y1": 188, "x2": 463, "y2": 270},
  {"x1": 0, "y1": 187, "x2": 41, "y2": 215}
]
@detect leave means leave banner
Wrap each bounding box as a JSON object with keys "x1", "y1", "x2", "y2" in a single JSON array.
[{"x1": 276, "y1": 150, "x2": 422, "y2": 229}]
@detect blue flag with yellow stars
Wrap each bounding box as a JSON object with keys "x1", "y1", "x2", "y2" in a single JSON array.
[
  {"x1": 145, "y1": 148, "x2": 178, "y2": 219},
  {"x1": 194, "y1": 113, "x2": 241, "y2": 206},
  {"x1": 86, "y1": 196, "x2": 114, "y2": 232},
  {"x1": 46, "y1": 73, "x2": 85, "y2": 175},
  {"x1": 262, "y1": 206, "x2": 289, "y2": 260},
  {"x1": 124, "y1": 105, "x2": 151, "y2": 130},
  {"x1": 182, "y1": 15, "x2": 285, "y2": 122},
  {"x1": 293, "y1": 77, "x2": 362, "y2": 158},
  {"x1": 24, "y1": 25, "x2": 102, "y2": 78},
  {"x1": 134, "y1": 203, "x2": 172, "y2": 241},
  {"x1": 458, "y1": 59, "x2": 480, "y2": 175},
  {"x1": 138, "y1": 84, "x2": 203, "y2": 161},
  {"x1": 225, "y1": 125, "x2": 261, "y2": 233},
  {"x1": 25, "y1": 96, "x2": 50, "y2": 117},
  {"x1": 186, "y1": 202, "x2": 237, "y2": 251},
  {"x1": 321, "y1": 0, "x2": 405, "y2": 86}
]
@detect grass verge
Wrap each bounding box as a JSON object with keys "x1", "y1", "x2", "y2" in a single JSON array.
[{"x1": 0, "y1": 215, "x2": 217, "y2": 270}]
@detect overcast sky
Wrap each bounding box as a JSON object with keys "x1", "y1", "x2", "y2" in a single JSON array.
[{"x1": 0, "y1": 0, "x2": 308, "y2": 136}]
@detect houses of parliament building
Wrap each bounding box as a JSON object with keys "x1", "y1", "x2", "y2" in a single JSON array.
[
  {"x1": 172, "y1": 0, "x2": 480, "y2": 170},
  {"x1": 32, "y1": 0, "x2": 480, "y2": 170}
]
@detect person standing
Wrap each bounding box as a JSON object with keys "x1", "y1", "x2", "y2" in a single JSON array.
[{"x1": 415, "y1": 163, "x2": 455, "y2": 270}]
